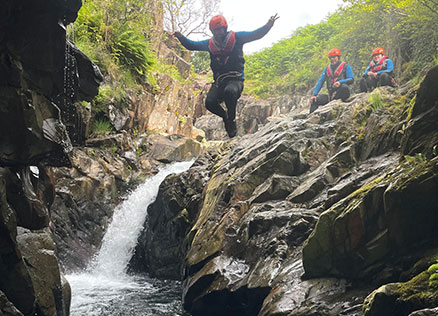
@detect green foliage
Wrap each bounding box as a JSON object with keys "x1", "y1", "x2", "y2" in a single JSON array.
[
  {"x1": 91, "y1": 84, "x2": 130, "y2": 121},
  {"x1": 245, "y1": 0, "x2": 438, "y2": 98},
  {"x1": 192, "y1": 51, "x2": 210, "y2": 73},
  {"x1": 368, "y1": 92, "x2": 384, "y2": 111},
  {"x1": 73, "y1": 0, "x2": 155, "y2": 83},
  {"x1": 92, "y1": 119, "x2": 113, "y2": 136}
]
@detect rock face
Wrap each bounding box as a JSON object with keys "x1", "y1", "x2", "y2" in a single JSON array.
[
  {"x1": 136, "y1": 67, "x2": 438, "y2": 316},
  {"x1": 0, "y1": 0, "x2": 100, "y2": 314},
  {"x1": 194, "y1": 94, "x2": 309, "y2": 141},
  {"x1": 51, "y1": 133, "x2": 203, "y2": 271}
]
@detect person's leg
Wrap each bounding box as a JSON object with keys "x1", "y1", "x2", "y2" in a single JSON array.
[
  {"x1": 205, "y1": 84, "x2": 227, "y2": 119},
  {"x1": 359, "y1": 78, "x2": 368, "y2": 92},
  {"x1": 378, "y1": 72, "x2": 393, "y2": 87},
  {"x1": 366, "y1": 76, "x2": 378, "y2": 92},
  {"x1": 334, "y1": 84, "x2": 351, "y2": 101},
  {"x1": 222, "y1": 80, "x2": 243, "y2": 138},
  {"x1": 222, "y1": 80, "x2": 244, "y2": 121},
  {"x1": 309, "y1": 94, "x2": 329, "y2": 113}
]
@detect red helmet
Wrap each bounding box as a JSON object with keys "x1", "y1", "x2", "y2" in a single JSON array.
[
  {"x1": 372, "y1": 47, "x2": 385, "y2": 56},
  {"x1": 328, "y1": 48, "x2": 341, "y2": 58},
  {"x1": 209, "y1": 15, "x2": 228, "y2": 31}
]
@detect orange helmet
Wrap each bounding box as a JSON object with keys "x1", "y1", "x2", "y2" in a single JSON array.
[
  {"x1": 209, "y1": 15, "x2": 228, "y2": 31},
  {"x1": 328, "y1": 48, "x2": 341, "y2": 58},
  {"x1": 372, "y1": 47, "x2": 385, "y2": 56}
]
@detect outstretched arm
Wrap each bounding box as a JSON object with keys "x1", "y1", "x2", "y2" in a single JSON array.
[
  {"x1": 237, "y1": 14, "x2": 279, "y2": 44},
  {"x1": 173, "y1": 32, "x2": 209, "y2": 51}
]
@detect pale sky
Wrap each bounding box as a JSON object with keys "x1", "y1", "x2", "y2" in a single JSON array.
[{"x1": 219, "y1": 0, "x2": 345, "y2": 54}]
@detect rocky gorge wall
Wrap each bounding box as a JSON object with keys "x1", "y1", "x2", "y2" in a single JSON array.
[
  {"x1": 0, "y1": 0, "x2": 101, "y2": 314},
  {"x1": 131, "y1": 66, "x2": 438, "y2": 316}
]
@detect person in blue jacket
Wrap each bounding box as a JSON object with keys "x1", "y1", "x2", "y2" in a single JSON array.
[
  {"x1": 359, "y1": 47, "x2": 395, "y2": 92},
  {"x1": 174, "y1": 14, "x2": 279, "y2": 138},
  {"x1": 309, "y1": 48, "x2": 354, "y2": 114}
]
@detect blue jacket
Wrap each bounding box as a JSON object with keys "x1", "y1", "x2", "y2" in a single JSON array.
[
  {"x1": 176, "y1": 24, "x2": 272, "y2": 80},
  {"x1": 313, "y1": 62, "x2": 354, "y2": 96},
  {"x1": 362, "y1": 57, "x2": 394, "y2": 76}
]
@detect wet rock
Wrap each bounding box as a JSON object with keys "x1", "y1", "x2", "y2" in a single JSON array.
[
  {"x1": 68, "y1": 41, "x2": 103, "y2": 102},
  {"x1": 303, "y1": 157, "x2": 438, "y2": 280},
  {"x1": 0, "y1": 291, "x2": 23, "y2": 316},
  {"x1": 409, "y1": 308, "x2": 438, "y2": 316},
  {"x1": 401, "y1": 66, "x2": 438, "y2": 157},
  {"x1": 146, "y1": 134, "x2": 202, "y2": 163},
  {"x1": 363, "y1": 269, "x2": 438, "y2": 316},
  {"x1": 129, "y1": 153, "x2": 214, "y2": 279},
  {"x1": 0, "y1": 170, "x2": 37, "y2": 315},
  {"x1": 0, "y1": 88, "x2": 72, "y2": 167},
  {"x1": 16, "y1": 227, "x2": 70, "y2": 316},
  {"x1": 50, "y1": 148, "x2": 134, "y2": 270}
]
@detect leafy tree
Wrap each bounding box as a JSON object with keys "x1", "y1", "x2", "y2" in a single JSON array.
[{"x1": 245, "y1": 0, "x2": 438, "y2": 98}]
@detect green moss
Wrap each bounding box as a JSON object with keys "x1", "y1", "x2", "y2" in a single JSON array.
[{"x1": 395, "y1": 270, "x2": 438, "y2": 306}]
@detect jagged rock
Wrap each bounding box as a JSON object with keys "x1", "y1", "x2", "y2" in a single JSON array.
[
  {"x1": 409, "y1": 308, "x2": 438, "y2": 316},
  {"x1": 135, "y1": 70, "x2": 438, "y2": 316},
  {"x1": 194, "y1": 114, "x2": 228, "y2": 140},
  {"x1": 0, "y1": 173, "x2": 36, "y2": 315},
  {"x1": 68, "y1": 41, "x2": 103, "y2": 102},
  {"x1": 0, "y1": 88, "x2": 72, "y2": 167},
  {"x1": 50, "y1": 148, "x2": 135, "y2": 270},
  {"x1": 146, "y1": 134, "x2": 202, "y2": 163},
  {"x1": 363, "y1": 270, "x2": 438, "y2": 316},
  {"x1": 129, "y1": 153, "x2": 214, "y2": 279},
  {"x1": 401, "y1": 66, "x2": 438, "y2": 157},
  {"x1": 303, "y1": 156, "x2": 438, "y2": 279},
  {"x1": 16, "y1": 227, "x2": 69, "y2": 316},
  {"x1": 0, "y1": 291, "x2": 23, "y2": 316}
]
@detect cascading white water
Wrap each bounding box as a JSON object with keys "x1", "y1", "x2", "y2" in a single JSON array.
[{"x1": 66, "y1": 160, "x2": 194, "y2": 316}]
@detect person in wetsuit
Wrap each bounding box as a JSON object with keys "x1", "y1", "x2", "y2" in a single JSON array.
[
  {"x1": 359, "y1": 47, "x2": 396, "y2": 92},
  {"x1": 309, "y1": 48, "x2": 354, "y2": 114},
  {"x1": 174, "y1": 14, "x2": 279, "y2": 137}
]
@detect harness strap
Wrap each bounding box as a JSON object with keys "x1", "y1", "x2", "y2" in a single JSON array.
[
  {"x1": 215, "y1": 71, "x2": 242, "y2": 86},
  {"x1": 369, "y1": 56, "x2": 388, "y2": 72}
]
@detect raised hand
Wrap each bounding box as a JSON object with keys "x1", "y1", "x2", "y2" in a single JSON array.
[
  {"x1": 172, "y1": 31, "x2": 183, "y2": 38},
  {"x1": 268, "y1": 13, "x2": 279, "y2": 28}
]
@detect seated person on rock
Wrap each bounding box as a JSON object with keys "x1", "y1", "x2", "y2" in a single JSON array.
[
  {"x1": 359, "y1": 47, "x2": 396, "y2": 92},
  {"x1": 173, "y1": 14, "x2": 279, "y2": 138},
  {"x1": 309, "y1": 48, "x2": 354, "y2": 114}
]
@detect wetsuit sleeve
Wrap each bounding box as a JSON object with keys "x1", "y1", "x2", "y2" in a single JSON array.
[
  {"x1": 235, "y1": 23, "x2": 273, "y2": 44},
  {"x1": 176, "y1": 35, "x2": 210, "y2": 51},
  {"x1": 339, "y1": 64, "x2": 354, "y2": 85},
  {"x1": 377, "y1": 58, "x2": 394, "y2": 74},
  {"x1": 363, "y1": 64, "x2": 371, "y2": 77},
  {"x1": 313, "y1": 69, "x2": 327, "y2": 96}
]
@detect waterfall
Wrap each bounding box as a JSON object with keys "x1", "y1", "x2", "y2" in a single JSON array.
[
  {"x1": 91, "y1": 160, "x2": 194, "y2": 277},
  {"x1": 66, "y1": 160, "x2": 194, "y2": 316}
]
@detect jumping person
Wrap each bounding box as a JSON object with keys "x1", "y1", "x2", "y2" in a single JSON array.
[
  {"x1": 309, "y1": 48, "x2": 354, "y2": 114},
  {"x1": 173, "y1": 14, "x2": 279, "y2": 138},
  {"x1": 359, "y1": 47, "x2": 395, "y2": 92}
]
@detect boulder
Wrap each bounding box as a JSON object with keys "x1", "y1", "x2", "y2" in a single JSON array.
[
  {"x1": 16, "y1": 228, "x2": 70, "y2": 316},
  {"x1": 363, "y1": 270, "x2": 438, "y2": 316},
  {"x1": 401, "y1": 66, "x2": 438, "y2": 157},
  {"x1": 409, "y1": 308, "x2": 438, "y2": 316},
  {"x1": 129, "y1": 153, "x2": 214, "y2": 279},
  {"x1": 0, "y1": 291, "x2": 23, "y2": 316},
  {"x1": 145, "y1": 134, "x2": 202, "y2": 163}
]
